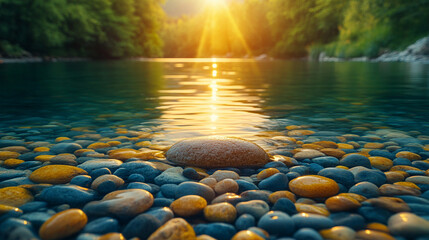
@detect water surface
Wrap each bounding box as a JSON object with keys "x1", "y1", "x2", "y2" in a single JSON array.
[{"x1": 1, "y1": 59, "x2": 429, "y2": 143}]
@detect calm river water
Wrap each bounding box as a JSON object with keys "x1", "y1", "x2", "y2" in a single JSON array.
[{"x1": 1, "y1": 59, "x2": 429, "y2": 144}]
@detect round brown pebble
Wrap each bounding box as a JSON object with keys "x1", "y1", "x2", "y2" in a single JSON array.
[
  {"x1": 170, "y1": 195, "x2": 207, "y2": 217},
  {"x1": 166, "y1": 136, "x2": 270, "y2": 168},
  {"x1": 29, "y1": 165, "x2": 88, "y2": 184},
  {"x1": 385, "y1": 171, "x2": 405, "y2": 183},
  {"x1": 268, "y1": 190, "x2": 296, "y2": 204},
  {"x1": 289, "y1": 175, "x2": 339, "y2": 198},
  {"x1": 257, "y1": 168, "x2": 280, "y2": 180},
  {"x1": 214, "y1": 179, "x2": 239, "y2": 195},
  {"x1": 369, "y1": 157, "x2": 393, "y2": 171},
  {"x1": 366, "y1": 197, "x2": 410, "y2": 212},
  {"x1": 91, "y1": 174, "x2": 125, "y2": 190},
  {"x1": 396, "y1": 151, "x2": 421, "y2": 160},
  {"x1": 204, "y1": 202, "x2": 237, "y2": 223},
  {"x1": 295, "y1": 203, "x2": 330, "y2": 216},
  {"x1": 0, "y1": 187, "x2": 34, "y2": 207},
  {"x1": 39, "y1": 209, "x2": 87, "y2": 240},
  {"x1": 325, "y1": 195, "x2": 361, "y2": 212},
  {"x1": 148, "y1": 218, "x2": 196, "y2": 240}
]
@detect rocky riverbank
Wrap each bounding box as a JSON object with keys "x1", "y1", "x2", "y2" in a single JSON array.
[
  {"x1": 1, "y1": 123, "x2": 429, "y2": 239},
  {"x1": 319, "y1": 36, "x2": 429, "y2": 63}
]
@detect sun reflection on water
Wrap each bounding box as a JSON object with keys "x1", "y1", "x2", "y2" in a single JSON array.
[{"x1": 156, "y1": 60, "x2": 267, "y2": 141}]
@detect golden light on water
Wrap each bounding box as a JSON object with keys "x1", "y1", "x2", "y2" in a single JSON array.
[{"x1": 156, "y1": 59, "x2": 268, "y2": 141}]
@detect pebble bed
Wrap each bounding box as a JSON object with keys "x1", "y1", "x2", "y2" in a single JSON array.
[{"x1": 1, "y1": 124, "x2": 429, "y2": 240}]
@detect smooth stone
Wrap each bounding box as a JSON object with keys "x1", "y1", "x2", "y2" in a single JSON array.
[
  {"x1": 78, "y1": 159, "x2": 122, "y2": 172},
  {"x1": 83, "y1": 217, "x2": 119, "y2": 234},
  {"x1": 146, "y1": 207, "x2": 174, "y2": 224},
  {"x1": 38, "y1": 185, "x2": 96, "y2": 206},
  {"x1": 204, "y1": 202, "x2": 237, "y2": 223},
  {"x1": 170, "y1": 195, "x2": 207, "y2": 217},
  {"x1": 379, "y1": 184, "x2": 421, "y2": 196},
  {"x1": 153, "y1": 198, "x2": 174, "y2": 208},
  {"x1": 355, "y1": 230, "x2": 395, "y2": 240},
  {"x1": 99, "y1": 233, "x2": 126, "y2": 240},
  {"x1": 358, "y1": 206, "x2": 392, "y2": 224},
  {"x1": 127, "y1": 173, "x2": 145, "y2": 182},
  {"x1": 160, "y1": 184, "x2": 178, "y2": 198},
  {"x1": 122, "y1": 160, "x2": 163, "y2": 178},
  {"x1": 29, "y1": 165, "x2": 87, "y2": 184},
  {"x1": 257, "y1": 168, "x2": 280, "y2": 180},
  {"x1": 291, "y1": 213, "x2": 334, "y2": 230},
  {"x1": 318, "y1": 167, "x2": 355, "y2": 187},
  {"x1": 183, "y1": 167, "x2": 203, "y2": 180},
  {"x1": 83, "y1": 189, "x2": 153, "y2": 221},
  {"x1": 258, "y1": 173, "x2": 289, "y2": 192},
  {"x1": 272, "y1": 198, "x2": 298, "y2": 215},
  {"x1": 215, "y1": 179, "x2": 239, "y2": 195},
  {"x1": 289, "y1": 175, "x2": 339, "y2": 198},
  {"x1": 90, "y1": 168, "x2": 111, "y2": 179},
  {"x1": 50, "y1": 153, "x2": 78, "y2": 165},
  {"x1": 293, "y1": 228, "x2": 323, "y2": 240},
  {"x1": 39, "y1": 209, "x2": 87, "y2": 240},
  {"x1": 0, "y1": 218, "x2": 34, "y2": 240},
  {"x1": 325, "y1": 195, "x2": 361, "y2": 212},
  {"x1": 200, "y1": 177, "x2": 217, "y2": 188},
  {"x1": 247, "y1": 226, "x2": 270, "y2": 239},
  {"x1": 0, "y1": 176, "x2": 35, "y2": 188},
  {"x1": 166, "y1": 136, "x2": 270, "y2": 168},
  {"x1": 235, "y1": 214, "x2": 256, "y2": 230},
  {"x1": 20, "y1": 201, "x2": 47, "y2": 213},
  {"x1": 0, "y1": 205, "x2": 23, "y2": 222},
  {"x1": 20, "y1": 212, "x2": 52, "y2": 228},
  {"x1": 122, "y1": 214, "x2": 161, "y2": 239},
  {"x1": 231, "y1": 230, "x2": 264, "y2": 240},
  {"x1": 127, "y1": 182, "x2": 153, "y2": 192},
  {"x1": 70, "y1": 175, "x2": 92, "y2": 188},
  {"x1": 312, "y1": 156, "x2": 339, "y2": 167},
  {"x1": 91, "y1": 174, "x2": 124, "y2": 191},
  {"x1": 175, "y1": 182, "x2": 215, "y2": 202},
  {"x1": 210, "y1": 170, "x2": 240, "y2": 181},
  {"x1": 0, "y1": 169, "x2": 28, "y2": 181},
  {"x1": 240, "y1": 190, "x2": 270, "y2": 202},
  {"x1": 294, "y1": 149, "x2": 325, "y2": 160},
  {"x1": 340, "y1": 154, "x2": 371, "y2": 168},
  {"x1": 396, "y1": 151, "x2": 421, "y2": 160},
  {"x1": 366, "y1": 197, "x2": 410, "y2": 212},
  {"x1": 236, "y1": 179, "x2": 259, "y2": 193},
  {"x1": 0, "y1": 140, "x2": 25, "y2": 148},
  {"x1": 354, "y1": 170, "x2": 387, "y2": 187},
  {"x1": 329, "y1": 212, "x2": 366, "y2": 230},
  {"x1": 385, "y1": 171, "x2": 405, "y2": 183},
  {"x1": 290, "y1": 165, "x2": 309, "y2": 175},
  {"x1": 0, "y1": 186, "x2": 33, "y2": 207},
  {"x1": 319, "y1": 226, "x2": 356, "y2": 240},
  {"x1": 406, "y1": 176, "x2": 429, "y2": 185},
  {"x1": 369, "y1": 150, "x2": 395, "y2": 159},
  {"x1": 148, "y1": 218, "x2": 196, "y2": 240},
  {"x1": 295, "y1": 203, "x2": 330, "y2": 216},
  {"x1": 269, "y1": 190, "x2": 296, "y2": 203},
  {"x1": 236, "y1": 200, "x2": 270, "y2": 219},
  {"x1": 349, "y1": 182, "x2": 380, "y2": 198},
  {"x1": 194, "y1": 223, "x2": 237, "y2": 240},
  {"x1": 154, "y1": 167, "x2": 190, "y2": 185},
  {"x1": 388, "y1": 212, "x2": 429, "y2": 237},
  {"x1": 50, "y1": 143, "x2": 82, "y2": 154},
  {"x1": 369, "y1": 157, "x2": 393, "y2": 171},
  {"x1": 257, "y1": 211, "x2": 295, "y2": 236},
  {"x1": 211, "y1": 193, "x2": 242, "y2": 205}
]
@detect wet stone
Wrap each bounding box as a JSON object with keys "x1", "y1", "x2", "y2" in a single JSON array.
[
  {"x1": 319, "y1": 226, "x2": 356, "y2": 240},
  {"x1": 39, "y1": 209, "x2": 88, "y2": 240},
  {"x1": 38, "y1": 185, "x2": 96, "y2": 206},
  {"x1": 289, "y1": 175, "x2": 339, "y2": 198},
  {"x1": 175, "y1": 182, "x2": 215, "y2": 202},
  {"x1": 236, "y1": 200, "x2": 270, "y2": 219},
  {"x1": 231, "y1": 230, "x2": 264, "y2": 240},
  {"x1": 29, "y1": 165, "x2": 88, "y2": 184},
  {"x1": 83, "y1": 189, "x2": 153, "y2": 221},
  {"x1": 122, "y1": 214, "x2": 161, "y2": 239},
  {"x1": 257, "y1": 211, "x2": 295, "y2": 236},
  {"x1": 170, "y1": 195, "x2": 207, "y2": 217},
  {"x1": 366, "y1": 197, "x2": 410, "y2": 212},
  {"x1": 291, "y1": 213, "x2": 334, "y2": 230},
  {"x1": 148, "y1": 218, "x2": 196, "y2": 240},
  {"x1": 214, "y1": 179, "x2": 239, "y2": 195},
  {"x1": 194, "y1": 222, "x2": 237, "y2": 240},
  {"x1": 0, "y1": 186, "x2": 33, "y2": 207},
  {"x1": 204, "y1": 202, "x2": 237, "y2": 223},
  {"x1": 379, "y1": 184, "x2": 421, "y2": 196},
  {"x1": 388, "y1": 212, "x2": 429, "y2": 238},
  {"x1": 325, "y1": 195, "x2": 361, "y2": 212}
]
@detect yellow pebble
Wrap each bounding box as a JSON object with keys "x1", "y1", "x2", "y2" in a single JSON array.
[
  {"x1": 0, "y1": 151, "x2": 20, "y2": 160},
  {"x1": 34, "y1": 155, "x2": 56, "y2": 162},
  {"x1": 87, "y1": 142, "x2": 111, "y2": 149},
  {"x1": 39, "y1": 209, "x2": 87, "y2": 240},
  {"x1": 107, "y1": 141, "x2": 121, "y2": 147},
  {"x1": 295, "y1": 203, "x2": 330, "y2": 216},
  {"x1": 394, "y1": 181, "x2": 421, "y2": 190},
  {"x1": 364, "y1": 142, "x2": 384, "y2": 149},
  {"x1": 289, "y1": 175, "x2": 339, "y2": 198},
  {"x1": 204, "y1": 202, "x2": 237, "y2": 223},
  {"x1": 170, "y1": 195, "x2": 207, "y2": 217},
  {"x1": 34, "y1": 147, "x2": 50, "y2": 152},
  {"x1": 337, "y1": 143, "x2": 354, "y2": 149},
  {"x1": 369, "y1": 157, "x2": 393, "y2": 171},
  {"x1": 268, "y1": 190, "x2": 296, "y2": 204},
  {"x1": 3, "y1": 158, "x2": 24, "y2": 168},
  {"x1": 336, "y1": 165, "x2": 349, "y2": 170},
  {"x1": 396, "y1": 151, "x2": 421, "y2": 161},
  {"x1": 55, "y1": 137, "x2": 71, "y2": 142},
  {"x1": 0, "y1": 187, "x2": 34, "y2": 207},
  {"x1": 29, "y1": 165, "x2": 88, "y2": 184},
  {"x1": 257, "y1": 168, "x2": 280, "y2": 180},
  {"x1": 366, "y1": 222, "x2": 389, "y2": 233}
]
